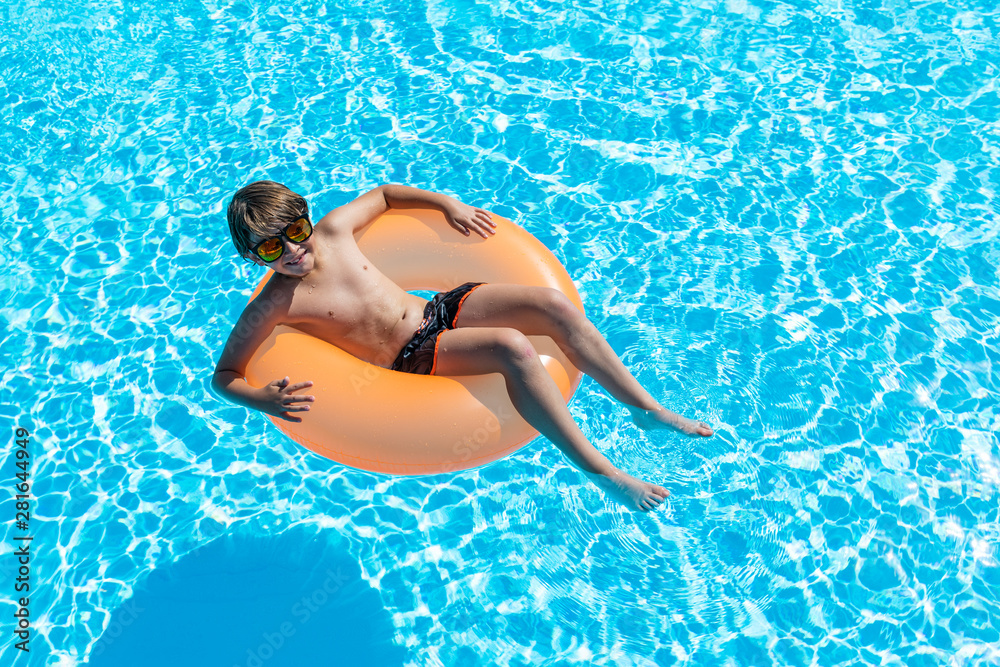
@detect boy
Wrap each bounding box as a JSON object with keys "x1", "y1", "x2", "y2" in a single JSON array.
[{"x1": 212, "y1": 181, "x2": 713, "y2": 512}]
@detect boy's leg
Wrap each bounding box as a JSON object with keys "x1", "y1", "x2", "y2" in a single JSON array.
[
  {"x1": 454, "y1": 284, "x2": 712, "y2": 436},
  {"x1": 434, "y1": 326, "x2": 669, "y2": 511}
]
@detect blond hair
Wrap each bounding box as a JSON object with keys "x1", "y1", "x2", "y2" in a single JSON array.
[{"x1": 226, "y1": 181, "x2": 309, "y2": 259}]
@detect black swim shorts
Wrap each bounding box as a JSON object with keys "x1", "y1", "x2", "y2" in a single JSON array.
[{"x1": 389, "y1": 282, "x2": 485, "y2": 375}]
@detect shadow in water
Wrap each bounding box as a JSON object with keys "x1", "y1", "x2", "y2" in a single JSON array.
[{"x1": 86, "y1": 525, "x2": 407, "y2": 667}]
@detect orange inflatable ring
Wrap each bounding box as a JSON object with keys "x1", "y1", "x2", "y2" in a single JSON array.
[{"x1": 244, "y1": 208, "x2": 585, "y2": 475}]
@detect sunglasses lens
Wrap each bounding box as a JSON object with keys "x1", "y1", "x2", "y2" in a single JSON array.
[
  {"x1": 286, "y1": 217, "x2": 312, "y2": 242},
  {"x1": 256, "y1": 238, "x2": 283, "y2": 262}
]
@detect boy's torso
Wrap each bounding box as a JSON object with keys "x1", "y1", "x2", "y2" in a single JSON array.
[{"x1": 265, "y1": 223, "x2": 428, "y2": 367}]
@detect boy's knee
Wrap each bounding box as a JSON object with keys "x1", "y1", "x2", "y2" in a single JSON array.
[
  {"x1": 493, "y1": 329, "x2": 536, "y2": 367},
  {"x1": 537, "y1": 288, "x2": 582, "y2": 330}
]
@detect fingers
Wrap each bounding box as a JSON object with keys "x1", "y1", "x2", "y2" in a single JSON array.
[
  {"x1": 275, "y1": 394, "x2": 313, "y2": 422},
  {"x1": 281, "y1": 393, "x2": 315, "y2": 407},
  {"x1": 270, "y1": 379, "x2": 313, "y2": 395},
  {"x1": 475, "y1": 209, "x2": 496, "y2": 234},
  {"x1": 460, "y1": 224, "x2": 488, "y2": 238},
  {"x1": 474, "y1": 208, "x2": 495, "y2": 225},
  {"x1": 451, "y1": 206, "x2": 495, "y2": 238},
  {"x1": 266, "y1": 379, "x2": 315, "y2": 420},
  {"x1": 462, "y1": 212, "x2": 496, "y2": 238},
  {"x1": 272, "y1": 399, "x2": 310, "y2": 423}
]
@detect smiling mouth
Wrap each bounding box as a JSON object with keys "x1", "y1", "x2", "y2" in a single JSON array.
[{"x1": 286, "y1": 253, "x2": 305, "y2": 266}]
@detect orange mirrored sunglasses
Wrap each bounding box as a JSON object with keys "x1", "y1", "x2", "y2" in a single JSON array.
[{"x1": 250, "y1": 216, "x2": 313, "y2": 262}]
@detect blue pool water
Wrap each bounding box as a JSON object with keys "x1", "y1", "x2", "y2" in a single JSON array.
[{"x1": 2, "y1": 0, "x2": 999, "y2": 664}]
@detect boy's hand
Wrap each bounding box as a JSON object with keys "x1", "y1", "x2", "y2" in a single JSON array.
[
  {"x1": 258, "y1": 376, "x2": 315, "y2": 422},
  {"x1": 444, "y1": 202, "x2": 496, "y2": 238}
]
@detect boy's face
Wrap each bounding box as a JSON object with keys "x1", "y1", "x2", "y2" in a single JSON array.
[{"x1": 248, "y1": 223, "x2": 316, "y2": 277}]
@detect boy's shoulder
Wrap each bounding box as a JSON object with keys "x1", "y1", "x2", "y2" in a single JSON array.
[
  {"x1": 316, "y1": 188, "x2": 388, "y2": 238},
  {"x1": 247, "y1": 270, "x2": 298, "y2": 315},
  {"x1": 316, "y1": 207, "x2": 355, "y2": 238}
]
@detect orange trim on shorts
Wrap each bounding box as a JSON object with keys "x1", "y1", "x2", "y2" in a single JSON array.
[
  {"x1": 451, "y1": 283, "x2": 484, "y2": 328},
  {"x1": 429, "y1": 331, "x2": 444, "y2": 375}
]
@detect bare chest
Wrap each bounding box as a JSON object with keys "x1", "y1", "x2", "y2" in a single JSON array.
[
  {"x1": 278, "y1": 266, "x2": 418, "y2": 363},
  {"x1": 287, "y1": 275, "x2": 391, "y2": 329}
]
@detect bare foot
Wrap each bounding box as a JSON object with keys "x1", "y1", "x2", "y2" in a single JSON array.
[
  {"x1": 589, "y1": 469, "x2": 669, "y2": 512},
  {"x1": 629, "y1": 406, "x2": 714, "y2": 436}
]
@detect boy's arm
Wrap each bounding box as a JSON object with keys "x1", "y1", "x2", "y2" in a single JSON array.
[
  {"x1": 211, "y1": 297, "x2": 314, "y2": 422},
  {"x1": 323, "y1": 184, "x2": 496, "y2": 238}
]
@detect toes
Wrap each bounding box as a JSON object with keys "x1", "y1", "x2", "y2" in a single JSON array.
[
  {"x1": 642, "y1": 493, "x2": 665, "y2": 511},
  {"x1": 653, "y1": 485, "x2": 669, "y2": 499}
]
